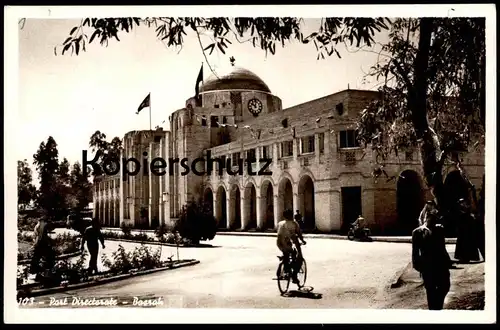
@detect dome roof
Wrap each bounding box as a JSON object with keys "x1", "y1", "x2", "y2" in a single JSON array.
[{"x1": 200, "y1": 66, "x2": 271, "y2": 94}]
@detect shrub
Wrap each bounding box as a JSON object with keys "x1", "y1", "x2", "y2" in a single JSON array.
[
  {"x1": 51, "y1": 251, "x2": 88, "y2": 286},
  {"x1": 130, "y1": 245, "x2": 162, "y2": 270},
  {"x1": 154, "y1": 224, "x2": 169, "y2": 239},
  {"x1": 102, "y1": 244, "x2": 133, "y2": 275},
  {"x1": 132, "y1": 232, "x2": 149, "y2": 242},
  {"x1": 120, "y1": 222, "x2": 132, "y2": 237},
  {"x1": 102, "y1": 244, "x2": 166, "y2": 275},
  {"x1": 17, "y1": 266, "x2": 29, "y2": 286},
  {"x1": 175, "y1": 202, "x2": 217, "y2": 244}
]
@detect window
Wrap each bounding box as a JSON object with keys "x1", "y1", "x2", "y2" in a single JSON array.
[
  {"x1": 339, "y1": 130, "x2": 359, "y2": 148},
  {"x1": 281, "y1": 141, "x2": 293, "y2": 157},
  {"x1": 405, "y1": 151, "x2": 413, "y2": 161},
  {"x1": 201, "y1": 117, "x2": 207, "y2": 126},
  {"x1": 318, "y1": 133, "x2": 325, "y2": 153},
  {"x1": 232, "y1": 152, "x2": 240, "y2": 166},
  {"x1": 336, "y1": 103, "x2": 344, "y2": 115},
  {"x1": 222, "y1": 116, "x2": 228, "y2": 124},
  {"x1": 281, "y1": 118, "x2": 288, "y2": 128},
  {"x1": 222, "y1": 102, "x2": 227, "y2": 107},
  {"x1": 211, "y1": 116, "x2": 218, "y2": 127},
  {"x1": 246, "y1": 149, "x2": 256, "y2": 163},
  {"x1": 262, "y1": 145, "x2": 270, "y2": 159},
  {"x1": 214, "y1": 104, "x2": 220, "y2": 108},
  {"x1": 301, "y1": 136, "x2": 315, "y2": 154}
]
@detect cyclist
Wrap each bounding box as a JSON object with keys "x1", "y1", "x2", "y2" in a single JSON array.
[{"x1": 277, "y1": 209, "x2": 306, "y2": 284}]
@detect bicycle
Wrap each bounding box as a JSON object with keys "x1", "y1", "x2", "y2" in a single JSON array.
[{"x1": 276, "y1": 243, "x2": 307, "y2": 295}]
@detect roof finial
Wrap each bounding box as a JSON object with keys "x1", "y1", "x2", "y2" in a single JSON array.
[{"x1": 230, "y1": 56, "x2": 236, "y2": 67}]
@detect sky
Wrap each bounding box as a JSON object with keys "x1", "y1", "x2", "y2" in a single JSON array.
[{"x1": 18, "y1": 17, "x2": 387, "y2": 182}]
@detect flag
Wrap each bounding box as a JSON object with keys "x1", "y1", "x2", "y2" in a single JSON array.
[
  {"x1": 137, "y1": 94, "x2": 150, "y2": 114},
  {"x1": 195, "y1": 63, "x2": 203, "y2": 99}
]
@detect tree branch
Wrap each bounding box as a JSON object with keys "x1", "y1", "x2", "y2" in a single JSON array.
[{"x1": 195, "y1": 28, "x2": 219, "y2": 79}]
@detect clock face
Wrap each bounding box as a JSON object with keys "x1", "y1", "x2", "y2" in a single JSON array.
[{"x1": 248, "y1": 98, "x2": 263, "y2": 116}]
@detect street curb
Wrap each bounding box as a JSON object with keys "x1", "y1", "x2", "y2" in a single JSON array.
[
  {"x1": 100, "y1": 227, "x2": 457, "y2": 244},
  {"x1": 18, "y1": 251, "x2": 83, "y2": 265},
  {"x1": 216, "y1": 231, "x2": 457, "y2": 244},
  {"x1": 102, "y1": 237, "x2": 215, "y2": 248},
  {"x1": 17, "y1": 260, "x2": 200, "y2": 298}
]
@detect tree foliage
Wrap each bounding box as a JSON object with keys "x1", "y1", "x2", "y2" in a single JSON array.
[
  {"x1": 17, "y1": 160, "x2": 36, "y2": 210},
  {"x1": 33, "y1": 136, "x2": 66, "y2": 220},
  {"x1": 175, "y1": 201, "x2": 217, "y2": 244},
  {"x1": 356, "y1": 18, "x2": 485, "y2": 210},
  {"x1": 69, "y1": 162, "x2": 93, "y2": 215},
  {"x1": 33, "y1": 137, "x2": 93, "y2": 221},
  {"x1": 88, "y1": 130, "x2": 123, "y2": 178}
]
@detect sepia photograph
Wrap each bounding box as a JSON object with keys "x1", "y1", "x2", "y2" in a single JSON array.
[{"x1": 4, "y1": 4, "x2": 496, "y2": 324}]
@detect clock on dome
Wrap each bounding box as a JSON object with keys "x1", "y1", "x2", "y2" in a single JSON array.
[{"x1": 248, "y1": 98, "x2": 263, "y2": 116}]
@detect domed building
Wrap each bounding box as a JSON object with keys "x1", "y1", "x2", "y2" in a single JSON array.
[{"x1": 93, "y1": 65, "x2": 485, "y2": 235}]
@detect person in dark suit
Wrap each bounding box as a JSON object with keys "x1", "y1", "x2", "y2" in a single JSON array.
[
  {"x1": 454, "y1": 198, "x2": 481, "y2": 263},
  {"x1": 81, "y1": 218, "x2": 105, "y2": 275},
  {"x1": 412, "y1": 203, "x2": 452, "y2": 310}
]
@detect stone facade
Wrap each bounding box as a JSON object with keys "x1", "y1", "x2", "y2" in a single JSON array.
[{"x1": 93, "y1": 66, "x2": 485, "y2": 234}]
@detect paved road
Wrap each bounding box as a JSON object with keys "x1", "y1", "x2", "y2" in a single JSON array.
[{"x1": 29, "y1": 231, "x2": 417, "y2": 309}]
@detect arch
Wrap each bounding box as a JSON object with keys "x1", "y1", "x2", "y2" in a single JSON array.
[
  {"x1": 244, "y1": 181, "x2": 257, "y2": 230},
  {"x1": 298, "y1": 169, "x2": 316, "y2": 183},
  {"x1": 260, "y1": 179, "x2": 275, "y2": 230},
  {"x1": 396, "y1": 170, "x2": 425, "y2": 234},
  {"x1": 229, "y1": 184, "x2": 241, "y2": 230},
  {"x1": 215, "y1": 186, "x2": 227, "y2": 229},
  {"x1": 298, "y1": 174, "x2": 316, "y2": 232},
  {"x1": 243, "y1": 176, "x2": 257, "y2": 191},
  {"x1": 203, "y1": 187, "x2": 214, "y2": 217},
  {"x1": 278, "y1": 176, "x2": 294, "y2": 224}
]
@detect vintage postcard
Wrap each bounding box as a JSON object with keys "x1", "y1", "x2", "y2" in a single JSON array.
[{"x1": 4, "y1": 4, "x2": 496, "y2": 324}]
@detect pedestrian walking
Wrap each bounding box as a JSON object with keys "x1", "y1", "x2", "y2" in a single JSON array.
[
  {"x1": 81, "y1": 218, "x2": 105, "y2": 275},
  {"x1": 418, "y1": 200, "x2": 438, "y2": 227},
  {"x1": 412, "y1": 204, "x2": 452, "y2": 310},
  {"x1": 454, "y1": 198, "x2": 481, "y2": 263},
  {"x1": 294, "y1": 210, "x2": 304, "y2": 229},
  {"x1": 30, "y1": 216, "x2": 55, "y2": 277}
]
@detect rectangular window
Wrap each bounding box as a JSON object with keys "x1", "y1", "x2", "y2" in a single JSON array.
[
  {"x1": 281, "y1": 141, "x2": 293, "y2": 157},
  {"x1": 211, "y1": 116, "x2": 218, "y2": 127},
  {"x1": 232, "y1": 152, "x2": 240, "y2": 166},
  {"x1": 262, "y1": 145, "x2": 270, "y2": 159},
  {"x1": 222, "y1": 116, "x2": 228, "y2": 124},
  {"x1": 318, "y1": 133, "x2": 325, "y2": 153},
  {"x1": 336, "y1": 102, "x2": 344, "y2": 115},
  {"x1": 201, "y1": 117, "x2": 207, "y2": 126},
  {"x1": 339, "y1": 130, "x2": 359, "y2": 148},
  {"x1": 246, "y1": 149, "x2": 256, "y2": 163},
  {"x1": 301, "y1": 136, "x2": 315, "y2": 154}
]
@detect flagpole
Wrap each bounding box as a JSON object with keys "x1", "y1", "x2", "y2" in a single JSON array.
[{"x1": 149, "y1": 93, "x2": 152, "y2": 131}]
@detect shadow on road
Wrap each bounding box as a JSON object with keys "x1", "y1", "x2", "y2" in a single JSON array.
[{"x1": 281, "y1": 286, "x2": 323, "y2": 299}]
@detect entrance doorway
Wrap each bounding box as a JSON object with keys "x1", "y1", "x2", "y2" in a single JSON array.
[{"x1": 341, "y1": 186, "x2": 362, "y2": 232}]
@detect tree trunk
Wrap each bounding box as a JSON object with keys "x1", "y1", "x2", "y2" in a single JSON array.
[{"x1": 409, "y1": 18, "x2": 447, "y2": 208}]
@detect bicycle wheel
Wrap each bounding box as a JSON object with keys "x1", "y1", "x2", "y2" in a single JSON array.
[
  {"x1": 347, "y1": 229, "x2": 355, "y2": 241},
  {"x1": 296, "y1": 258, "x2": 307, "y2": 288},
  {"x1": 277, "y1": 262, "x2": 290, "y2": 294}
]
